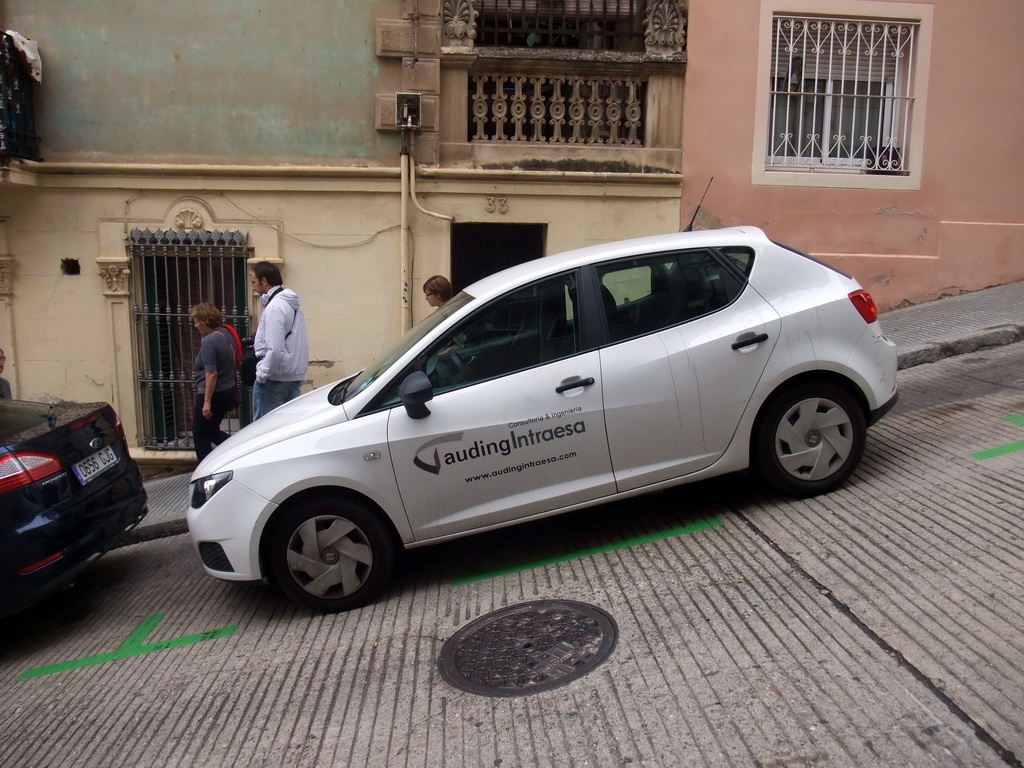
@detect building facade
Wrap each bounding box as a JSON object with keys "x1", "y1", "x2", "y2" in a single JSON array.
[
  {"x1": 681, "y1": 0, "x2": 1024, "y2": 309},
  {"x1": 1, "y1": 0, "x2": 1021, "y2": 464},
  {"x1": 0, "y1": 0, "x2": 686, "y2": 461}
]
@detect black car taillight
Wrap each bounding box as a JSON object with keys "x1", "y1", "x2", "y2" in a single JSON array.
[
  {"x1": 18, "y1": 551, "x2": 64, "y2": 575},
  {"x1": 848, "y1": 289, "x2": 878, "y2": 324},
  {"x1": 0, "y1": 453, "x2": 63, "y2": 493}
]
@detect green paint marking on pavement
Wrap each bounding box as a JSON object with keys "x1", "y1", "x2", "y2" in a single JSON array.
[
  {"x1": 18, "y1": 613, "x2": 237, "y2": 681},
  {"x1": 972, "y1": 414, "x2": 1024, "y2": 460},
  {"x1": 450, "y1": 516, "x2": 722, "y2": 585}
]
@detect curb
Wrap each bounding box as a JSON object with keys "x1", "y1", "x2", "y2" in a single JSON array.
[
  {"x1": 116, "y1": 519, "x2": 189, "y2": 548},
  {"x1": 896, "y1": 324, "x2": 1024, "y2": 370}
]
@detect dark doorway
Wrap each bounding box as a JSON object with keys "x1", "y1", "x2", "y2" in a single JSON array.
[{"x1": 450, "y1": 223, "x2": 546, "y2": 293}]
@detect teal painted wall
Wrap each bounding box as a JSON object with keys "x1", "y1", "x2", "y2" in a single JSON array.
[{"x1": 4, "y1": 1, "x2": 396, "y2": 164}]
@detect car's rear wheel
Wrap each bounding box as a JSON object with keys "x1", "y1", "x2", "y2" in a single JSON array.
[
  {"x1": 267, "y1": 496, "x2": 396, "y2": 612},
  {"x1": 754, "y1": 382, "x2": 866, "y2": 497}
]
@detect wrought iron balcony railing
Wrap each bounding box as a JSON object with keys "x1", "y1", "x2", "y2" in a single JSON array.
[
  {"x1": 442, "y1": 1, "x2": 686, "y2": 156},
  {"x1": 470, "y1": 74, "x2": 645, "y2": 145}
]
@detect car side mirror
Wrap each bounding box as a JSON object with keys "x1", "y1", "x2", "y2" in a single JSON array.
[{"x1": 399, "y1": 371, "x2": 433, "y2": 419}]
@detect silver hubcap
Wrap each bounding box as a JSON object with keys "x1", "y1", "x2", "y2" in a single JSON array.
[
  {"x1": 285, "y1": 515, "x2": 374, "y2": 598},
  {"x1": 774, "y1": 397, "x2": 853, "y2": 481}
]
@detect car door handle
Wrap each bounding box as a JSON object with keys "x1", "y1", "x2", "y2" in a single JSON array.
[
  {"x1": 555, "y1": 376, "x2": 595, "y2": 393},
  {"x1": 731, "y1": 332, "x2": 769, "y2": 350}
]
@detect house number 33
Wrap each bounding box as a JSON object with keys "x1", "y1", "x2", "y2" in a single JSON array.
[{"x1": 485, "y1": 196, "x2": 509, "y2": 214}]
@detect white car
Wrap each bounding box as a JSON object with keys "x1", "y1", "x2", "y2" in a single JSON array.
[{"x1": 188, "y1": 227, "x2": 898, "y2": 612}]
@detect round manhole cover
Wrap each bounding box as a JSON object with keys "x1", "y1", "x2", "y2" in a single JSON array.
[{"x1": 438, "y1": 600, "x2": 617, "y2": 697}]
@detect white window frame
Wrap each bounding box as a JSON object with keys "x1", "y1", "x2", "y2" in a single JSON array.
[{"x1": 752, "y1": 0, "x2": 933, "y2": 190}]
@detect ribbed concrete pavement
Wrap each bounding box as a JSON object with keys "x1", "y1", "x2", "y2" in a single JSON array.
[{"x1": 2, "y1": 280, "x2": 1022, "y2": 767}]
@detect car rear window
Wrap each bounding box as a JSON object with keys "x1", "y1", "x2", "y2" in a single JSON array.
[
  {"x1": 0, "y1": 400, "x2": 56, "y2": 443},
  {"x1": 597, "y1": 249, "x2": 746, "y2": 342},
  {"x1": 0, "y1": 400, "x2": 106, "y2": 443}
]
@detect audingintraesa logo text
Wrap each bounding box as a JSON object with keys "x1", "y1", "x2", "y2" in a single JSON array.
[{"x1": 413, "y1": 418, "x2": 587, "y2": 474}]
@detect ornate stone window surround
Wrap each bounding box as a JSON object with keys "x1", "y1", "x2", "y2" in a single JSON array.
[{"x1": 750, "y1": 0, "x2": 933, "y2": 190}]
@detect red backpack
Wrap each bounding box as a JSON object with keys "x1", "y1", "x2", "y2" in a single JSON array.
[{"x1": 217, "y1": 325, "x2": 243, "y2": 372}]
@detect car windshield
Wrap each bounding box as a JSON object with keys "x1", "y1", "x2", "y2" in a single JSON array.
[{"x1": 331, "y1": 291, "x2": 474, "y2": 404}]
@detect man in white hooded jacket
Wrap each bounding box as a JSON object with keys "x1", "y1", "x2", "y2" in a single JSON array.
[{"x1": 250, "y1": 261, "x2": 309, "y2": 419}]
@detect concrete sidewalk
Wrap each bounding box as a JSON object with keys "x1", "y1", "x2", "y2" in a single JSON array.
[
  {"x1": 131, "y1": 279, "x2": 1024, "y2": 539},
  {"x1": 880, "y1": 279, "x2": 1024, "y2": 369}
]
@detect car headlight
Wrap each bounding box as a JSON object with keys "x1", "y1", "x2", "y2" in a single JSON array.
[{"x1": 190, "y1": 471, "x2": 233, "y2": 509}]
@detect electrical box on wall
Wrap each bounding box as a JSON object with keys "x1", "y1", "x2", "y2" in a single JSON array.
[{"x1": 395, "y1": 93, "x2": 421, "y2": 129}]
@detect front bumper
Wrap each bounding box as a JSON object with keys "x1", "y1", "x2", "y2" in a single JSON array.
[{"x1": 187, "y1": 477, "x2": 276, "y2": 582}]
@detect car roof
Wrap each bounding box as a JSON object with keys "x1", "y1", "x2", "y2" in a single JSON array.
[{"x1": 462, "y1": 226, "x2": 771, "y2": 303}]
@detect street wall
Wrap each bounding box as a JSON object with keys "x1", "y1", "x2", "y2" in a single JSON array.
[
  {"x1": 0, "y1": 170, "x2": 680, "y2": 456},
  {"x1": 682, "y1": 0, "x2": 1024, "y2": 310}
]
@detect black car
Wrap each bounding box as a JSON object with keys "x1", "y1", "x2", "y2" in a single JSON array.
[{"x1": 1, "y1": 399, "x2": 148, "y2": 617}]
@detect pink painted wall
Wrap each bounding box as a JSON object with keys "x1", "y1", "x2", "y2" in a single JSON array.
[{"x1": 682, "y1": 0, "x2": 1024, "y2": 309}]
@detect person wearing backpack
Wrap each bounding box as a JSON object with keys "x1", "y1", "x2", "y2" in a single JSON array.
[
  {"x1": 190, "y1": 303, "x2": 241, "y2": 461},
  {"x1": 249, "y1": 261, "x2": 309, "y2": 419}
]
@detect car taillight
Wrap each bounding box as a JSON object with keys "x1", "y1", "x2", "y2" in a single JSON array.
[
  {"x1": 18, "y1": 552, "x2": 64, "y2": 575},
  {"x1": 848, "y1": 290, "x2": 878, "y2": 324},
  {"x1": 69, "y1": 414, "x2": 101, "y2": 435},
  {"x1": 0, "y1": 453, "x2": 63, "y2": 493}
]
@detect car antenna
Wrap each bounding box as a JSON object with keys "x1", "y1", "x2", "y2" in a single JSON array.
[{"x1": 683, "y1": 177, "x2": 714, "y2": 232}]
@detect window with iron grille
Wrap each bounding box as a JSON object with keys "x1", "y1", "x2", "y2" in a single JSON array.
[
  {"x1": 475, "y1": 0, "x2": 646, "y2": 50},
  {"x1": 767, "y1": 14, "x2": 919, "y2": 174},
  {"x1": 130, "y1": 229, "x2": 252, "y2": 450}
]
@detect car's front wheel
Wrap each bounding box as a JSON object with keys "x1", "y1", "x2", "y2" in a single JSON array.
[
  {"x1": 754, "y1": 382, "x2": 866, "y2": 497},
  {"x1": 267, "y1": 495, "x2": 396, "y2": 612}
]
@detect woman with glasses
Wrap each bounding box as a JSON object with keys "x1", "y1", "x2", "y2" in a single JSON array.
[{"x1": 423, "y1": 275, "x2": 452, "y2": 308}]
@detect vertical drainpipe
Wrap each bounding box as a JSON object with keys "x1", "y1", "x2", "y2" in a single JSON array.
[
  {"x1": 403, "y1": 0, "x2": 419, "y2": 333},
  {"x1": 401, "y1": 125, "x2": 453, "y2": 334},
  {"x1": 400, "y1": 129, "x2": 412, "y2": 333}
]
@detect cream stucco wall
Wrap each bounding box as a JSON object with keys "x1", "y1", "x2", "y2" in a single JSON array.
[
  {"x1": 0, "y1": 164, "x2": 680, "y2": 460},
  {"x1": 683, "y1": 0, "x2": 1024, "y2": 310}
]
